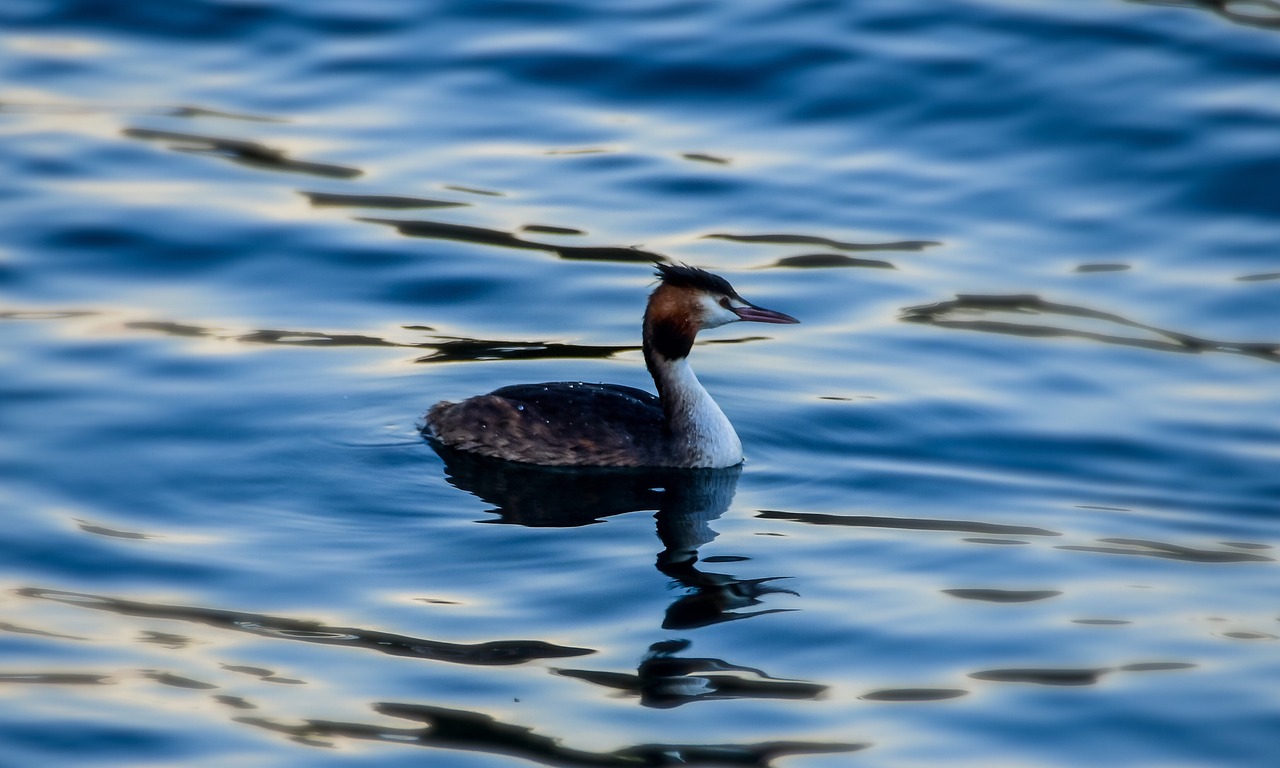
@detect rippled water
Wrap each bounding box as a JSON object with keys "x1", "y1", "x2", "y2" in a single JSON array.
[{"x1": 3, "y1": 1, "x2": 1279, "y2": 766}]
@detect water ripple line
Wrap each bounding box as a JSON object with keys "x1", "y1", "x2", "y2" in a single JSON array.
[{"x1": 15, "y1": 588, "x2": 593, "y2": 666}]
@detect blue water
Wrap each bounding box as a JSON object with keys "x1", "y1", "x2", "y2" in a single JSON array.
[{"x1": 3, "y1": 1, "x2": 1279, "y2": 765}]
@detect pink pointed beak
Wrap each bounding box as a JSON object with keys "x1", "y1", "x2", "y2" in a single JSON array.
[{"x1": 732, "y1": 302, "x2": 800, "y2": 324}]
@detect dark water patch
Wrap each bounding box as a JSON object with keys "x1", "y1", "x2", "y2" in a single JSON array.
[
  {"x1": 138, "y1": 631, "x2": 193, "y2": 649},
  {"x1": 1073, "y1": 619, "x2": 1133, "y2": 625},
  {"x1": 1236, "y1": 271, "x2": 1280, "y2": 282},
  {"x1": 902, "y1": 294, "x2": 1280, "y2": 363},
  {"x1": 555, "y1": 667, "x2": 827, "y2": 707},
  {"x1": 239, "y1": 701, "x2": 866, "y2": 765},
  {"x1": 860, "y1": 688, "x2": 968, "y2": 702},
  {"x1": 300, "y1": 191, "x2": 467, "y2": 209},
  {"x1": 213, "y1": 694, "x2": 257, "y2": 710},
  {"x1": 360, "y1": 217, "x2": 540, "y2": 253},
  {"x1": 1221, "y1": 541, "x2": 1273, "y2": 550},
  {"x1": 706, "y1": 233, "x2": 940, "y2": 252},
  {"x1": 681, "y1": 152, "x2": 730, "y2": 165},
  {"x1": 972, "y1": 660, "x2": 1192, "y2": 691},
  {"x1": 1218, "y1": 631, "x2": 1277, "y2": 640},
  {"x1": 74, "y1": 518, "x2": 153, "y2": 540},
  {"x1": 0, "y1": 0, "x2": 311, "y2": 44},
  {"x1": 1074, "y1": 263, "x2": 1131, "y2": 273},
  {"x1": 942, "y1": 588, "x2": 1062, "y2": 603},
  {"x1": 972, "y1": 660, "x2": 1195, "y2": 688},
  {"x1": 963, "y1": 538, "x2": 1030, "y2": 546},
  {"x1": 142, "y1": 670, "x2": 218, "y2": 690},
  {"x1": 970, "y1": 667, "x2": 1110, "y2": 687},
  {"x1": 0, "y1": 672, "x2": 114, "y2": 685},
  {"x1": 443, "y1": 184, "x2": 503, "y2": 197},
  {"x1": 1076, "y1": 505, "x2": 1132, "y2": 512},
  {"x1": 41, "y1": 223, "x2": 155, "y2": 258},
  {"x1": 237, "y1": 328, "x2": 398, "y2": 347},
  {"x1": 558, "y1": 655, "x2": 819, "y2": 711},
  {"x1": 757, "y1": 510, "x2": 1060, "y2": 538},
  {"x1": 522, "y1": 224, "x2": 586, "y2": 235},
  {"x1": 166, "y1": 104, "x2": 284, "y2": 122},
  {"x1": 1127, "y1": 0, "x2": 1280, "y2": 30},
  {"x1": 766, "y1": 253, "x2": 896, "y2": 270},
  {"x1": 358, "y1": 217, "x2": 663, "y2": 263},
  {"x1": 219, "y1": 665, "x2": 302, "y2": 684},
  {"x1": 16, "y1": 588, "x2": 593, "y2": 666},
  {"x1": 413, "y1": 336, "x2": 634, "y2": 365},
  {"x1": 0, "y1": 621, "x2": 85, "y2": 641},
  {"x1": 1056, "y1": 538, "x2": 1274, "y2": 563},
  {"x1": 122, "y1": 128, "x2": 361, "y2": 178},
  {"x1": 1119, "y1": 662, "x2": 1197, "y2": 673},
  {"x1": 222, "y1": 664, "x2": 274, "y2": 678},
  {"x1": 123, "y1": 320, "x2": 222, "y2": 340},
  {"x1": 555, "y1": 245, "x2": 664, "y2": 262}
]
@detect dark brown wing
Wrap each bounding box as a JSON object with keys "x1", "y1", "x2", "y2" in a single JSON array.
[{"x1": 425, "y1": 382, "x2": 669, "y2": 467}]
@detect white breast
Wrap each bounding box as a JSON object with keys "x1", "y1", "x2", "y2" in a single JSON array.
[{"x1": 663, "y1": 357, "x2": 743, "y2": 468}]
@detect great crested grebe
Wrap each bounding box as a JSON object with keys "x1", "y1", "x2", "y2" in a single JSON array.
[{"x1": 425, "y1": 263, "x2": 799, "y2": 468}]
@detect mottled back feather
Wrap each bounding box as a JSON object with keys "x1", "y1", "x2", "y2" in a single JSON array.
[{"x1": 426, "y1": 382, "x2": 670, "y2": 467}]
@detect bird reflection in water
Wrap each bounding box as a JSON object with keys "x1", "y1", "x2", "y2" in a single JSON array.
[
  {"x1": 431, "y1": 446, "x2": 820, "y2": 709},
  {"x1": 556, "y1": 638, "x2": 826, "y2": 710},
  {"x1": 433, "y1": 446, "x2": 795, "y2": 630}
]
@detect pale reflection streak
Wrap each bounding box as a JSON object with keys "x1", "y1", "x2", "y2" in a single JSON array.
[
  {"x1": 902, "y1": 294, "x2": 1280, "y2": 363},
  {"x1": 16, "y1": 588, "x2": 591, "y2": 665}
]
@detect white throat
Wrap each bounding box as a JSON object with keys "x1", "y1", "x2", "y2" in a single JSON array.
[{"x1": 654, "y1": 356, "x2": 743, "y2": 468}]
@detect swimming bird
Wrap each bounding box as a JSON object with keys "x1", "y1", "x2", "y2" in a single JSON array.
[{"x1": 424, "y1": 263, "x2": 799, "y2": 468}]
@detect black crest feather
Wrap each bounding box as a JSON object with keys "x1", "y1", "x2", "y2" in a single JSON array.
[{"x1": 654, "y1": 262, "x2": 737, "y2": 297}]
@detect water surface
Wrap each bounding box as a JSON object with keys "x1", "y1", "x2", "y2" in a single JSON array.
[{"x1": 3, "y1": 1, "x2": 1279, "y2": 766}]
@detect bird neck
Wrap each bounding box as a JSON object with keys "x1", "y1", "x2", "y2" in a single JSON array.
[{"x1": 642, "y1": 310, "x2": 742, "y2": 468}]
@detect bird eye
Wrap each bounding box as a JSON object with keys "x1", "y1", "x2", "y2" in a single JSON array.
[{"x1": 718, "y1": 297, "x2": 731, "y2": 309}]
